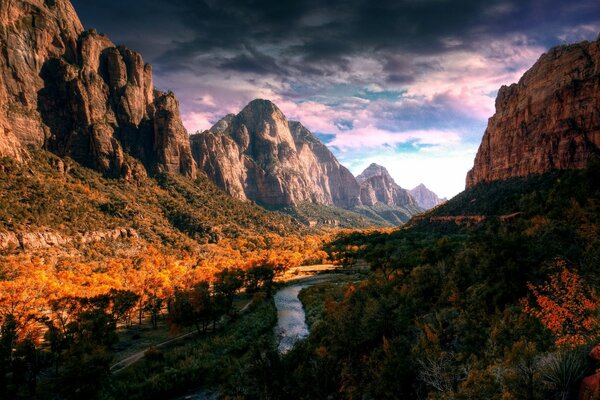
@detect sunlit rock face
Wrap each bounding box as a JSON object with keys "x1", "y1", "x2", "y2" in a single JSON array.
[
  {"x1": 409, "y1": 183, "x2": 445, "y2": 210},
  {"x1": 467, "y1": 37, "x2": 600, "y2": 188},
  {"x1": 357, "y1": 163, "x2": 417, "y2": 208},
  {"x1": 0, "y1": 0, "x2": 195, "y2": 179},
  {"x1": 190, "y1": 99, "x2": 361, "y2": 208}
]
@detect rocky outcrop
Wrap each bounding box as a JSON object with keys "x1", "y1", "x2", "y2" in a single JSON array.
[
  {"x1": 409, "y1": 183, "x2": 446, "y2": 210},
  {"x1": 190, "y1": 99, "x2": 360, "y2": 208},
  {"x1": 0, "y1": 0, "x2": 195, "y2": 179},
  {"x1": 467, "y1": 37, "x2": 600, "y2": 188},
  {"x1": 0, "y1": 227, "x2": 138, "y2": 252},
  {"x1": 357, "y1": 163, "x2": 417, "y2": 208},
  {"x1": 579, "y1": 345, "x2": 600, "y2": 400},
  {"x1": 289, "y1": 121, "x2": 361, "y2": 208},
  {"x1": 409, "y1": 215, "x2": 486, "y2": 226}
]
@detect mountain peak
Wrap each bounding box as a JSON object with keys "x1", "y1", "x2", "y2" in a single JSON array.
[
  {"x1": 357, "y1": 163, "x2": 392, "y2": 183},
  {"x1": 409, "y1": 184, "x2": 444, "y2": 210},
  {"x1": 0, "y1": 0, "x2": 196, "y2": 179},
  {"x1": 356, "y1": 164, "x2": 419, "y2": 211},
  {"x1": 241, "y1": 99, "x2": 283, "y2": 116},
  {"x1": 209, "y1": 114, "x2": 235, "y2": 134},
  {"x1": 190, "y1": 100, "x2": 361, "y2": 208}
]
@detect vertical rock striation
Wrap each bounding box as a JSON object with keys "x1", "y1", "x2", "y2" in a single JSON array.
[
  {"x1": 190, "y1": 99, "x2": 360, "y2": 208},
  {"x1": 0, "y1": 0, "x2": 195, "y2": 179},
  {"x1": 467, "y1": 37, "x2": 600, "y2": 188},
  {"x1": 357, "y1": 163, "x2": 417, "y2": 208}
]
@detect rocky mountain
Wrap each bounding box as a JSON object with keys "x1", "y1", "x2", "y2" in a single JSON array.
[
  {"x1": 409, "y1": 183, "x2": 446, "y2": 210},
  {"x1": 190, "y1": 99, "x2": 361, "y2": 208},
  {"x1": 357, "y1": 163, "x2": 417, "y2": 208},
  {"x1": 0, "y1": 0, "x2": 195, "y2": 179},
  {"x1": 0, "y1": 0, "x2": 423, "y2": 229},
  {"x1": 466, "y1": 36, "x2": 600, "y2": 188}
]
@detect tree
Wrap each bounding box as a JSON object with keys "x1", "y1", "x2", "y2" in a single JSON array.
[
  {"x1": 522, "y1": 260, "x2": 598, "y2": 348},
  {"x1": 0, "y1": 315, "x2": 17, "y2": 396},
  {"x1": 105, "y1": 289, "x2": 139, "y2": 326},
  {"x1": 55, "y1": 300, "x2": 118, "y2": 399},
  {"x1": 213, "y1": 268, "x2": 245, "y2": 316},
  {"x1": 169, "y1": 281, "x2": 215, "y2": 334},
  {"x1": 245, "y1": 266, "x2": 275, "y2": 296},
  {"x1": 189, "y1": 281, "x2": 213, "y2": 332}
]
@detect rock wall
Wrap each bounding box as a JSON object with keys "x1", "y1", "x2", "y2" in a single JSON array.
[
  {"x1": 0, "y1": 0, "x2": 195, "y2": 179},
  {"x1": 467, "y1": 37, "x2": 600, "y2": 188},
  {"x1": 409, "y1": 183, "x2": 445, "y2": 210},
  {"x1": 190, "y1": 99, "x2": 361, "y2": 208},
  {"x1": 357, "y1": 163, "x2": 417, "y2": 208},
  {"x1": 0, "y1": 227, "x2": 138, "y2": 252}
]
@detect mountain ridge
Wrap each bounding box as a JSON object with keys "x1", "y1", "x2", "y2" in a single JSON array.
[
  {"x1": 409, "y1": 183, "x2": 446, "y2": 210},
  {"x1": 0, "y1": 0, "x2": 196, "y2": 180},
  {"x1": 466, "y1": 37, "x2": 600, "y2": 187},
  {"x1": 356, "y1": 163, "x2": 417, "y2": 208},
  {"x1": 191, "y1": 102, "x2": 423, "y2": 225},
  {"x1": 190, "y1": 99, "x2": 361, "y2": 208}
]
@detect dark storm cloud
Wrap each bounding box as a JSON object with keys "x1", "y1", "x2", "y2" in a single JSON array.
[
  {"x1": 69, "y1": 0, "x2": 600, "y2": 197},
  {"x1": 218, "y1": 43, "x2": 284, "y2": 75},
  {"x1": 71, "y1": 0, "x2": 600, "y2": 74}
]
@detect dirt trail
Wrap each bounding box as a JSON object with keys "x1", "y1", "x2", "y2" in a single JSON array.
[{"x1": 110, "y1": 266, "x2": 343, "y2": 373}]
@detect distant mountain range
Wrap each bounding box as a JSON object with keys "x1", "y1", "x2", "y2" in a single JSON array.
[
  {"x1": 409, "y1": 183, "x2": 446, "y2": 210},
  {"x1": 0, "y1": 0, "x2": 426, "y2": 233},
  {"x1": 191, "y1": 100, "x2": 433, "y2": 225},
  {"x1": 2, "y1": 0, "x2": 598, "y2": 245}
]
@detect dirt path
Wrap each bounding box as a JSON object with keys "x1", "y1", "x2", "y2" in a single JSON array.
[
  {"x1": 110, "y1": 295, "x2": 259, "y2": 373},
  {"x1": 110, "y1": 266, "x2": 345, "y2": 373},
  {"x1": 110, "y1": 330, "x2": 198, "y2": 373}
]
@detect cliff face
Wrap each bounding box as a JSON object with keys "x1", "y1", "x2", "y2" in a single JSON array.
[
  {"x1": 357, "y1": 163, "x2": 417, "y2": 208},
  {"x1": 467, "y1": 38, "x2": 600, "y2": 188},
  {"x1": 190, "y1": 99, "x2": 360, "y2": 208},
  {"x1": 409, "y1": 183, "x2": 445, "y2": 210},
  {"x1": 0, "y1": 0, "x2": 195, "y2": 179}
]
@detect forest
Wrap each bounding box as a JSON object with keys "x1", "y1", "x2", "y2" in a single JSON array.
[
  {"x1": 1, "y1": 158, "x2": 599, "y2": 399},
  {"x1": 262, "y1": 159, "x2": 600, "y2": 399}
]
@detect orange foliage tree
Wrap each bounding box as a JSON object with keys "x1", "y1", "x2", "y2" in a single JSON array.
[
  {"x1": 0, "y1": 232, "x2": 333, "y2": 338},
  {"x1": 522, "y1": 260, "x2": 598, "y2": 348}
]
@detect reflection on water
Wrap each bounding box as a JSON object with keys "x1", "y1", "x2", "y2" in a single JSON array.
[{"x1": 274, "y1": 284, "x2": 310, "y2": 353}]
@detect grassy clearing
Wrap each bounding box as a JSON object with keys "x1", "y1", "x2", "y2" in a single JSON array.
[{"x1": 101, "y1": 298, "x2": 277, "y2": 400}]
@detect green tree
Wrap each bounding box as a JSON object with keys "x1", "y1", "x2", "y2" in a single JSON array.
[{"x1": 214, "y1": 268, "x2": 245, "y2": 316}]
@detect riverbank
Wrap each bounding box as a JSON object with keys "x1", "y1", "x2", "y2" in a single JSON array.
[
  {"x1": 103, "y1": 268, "x2": 368, "y2": 399},
  {"x1": 101, "y1": 299, "x2": 278, "y2": 400},
  {"x1": 274, "y1": 270, "x2": 369, "y2": 354}
]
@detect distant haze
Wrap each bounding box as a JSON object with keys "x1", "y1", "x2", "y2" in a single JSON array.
[{"x1": 71, "y1": 0, "x2": 600, "y2": 198}]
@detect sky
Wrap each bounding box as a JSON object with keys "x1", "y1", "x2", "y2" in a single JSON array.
[{"x1": 70, "y1": 0, "x2": 600, "y2": 199}]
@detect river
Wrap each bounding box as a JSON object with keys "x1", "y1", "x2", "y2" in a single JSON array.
[
  {"x1": 273, "y1": 274, "x2": 341, "y2": 353},
  {"x1": 273, "y1": 283, "x2": 312, "y2": 353},
  {"x1": 175, "y1": 273, "x2": 346, "y2": 398}
]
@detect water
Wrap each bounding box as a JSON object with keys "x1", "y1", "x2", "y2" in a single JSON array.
[{"x1": 273, "y1": 284, "x2": 310, "y2": 353}]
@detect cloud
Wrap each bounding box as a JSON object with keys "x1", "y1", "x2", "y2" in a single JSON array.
[
  {"x1": 70, "y1": 0, "x2": 600, "y2": 196},
  {"x1": 346, "y1": 146, "x2": 478, "y2": 199}
]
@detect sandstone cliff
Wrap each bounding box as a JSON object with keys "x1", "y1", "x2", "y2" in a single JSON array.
[
  {"x1": 0, "y1": 0, "x2": 195, "y2": 179},
  {"x1": 409, "y1": 183, "x2": 446, "y2": 210},
  {"x1": 357, "y1": 163, "x2": 417, "y2": 208},
  {"x1": 467, "y1": 37, "x2": 600, "y2": 187},
  {"x1": 190, "y1": 99, "x2": 360, "y2": 208}
]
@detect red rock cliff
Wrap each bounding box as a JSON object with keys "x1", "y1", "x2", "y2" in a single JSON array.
[
  {"x1": 190, "y1": 99, "x2": 361, "y2": 208},
  {"x1": 466, "y1": 37, "x2": 600, "y2": 188},
  {"x1": 0, "y1": 0, "x2": 195, "y2": 179}
]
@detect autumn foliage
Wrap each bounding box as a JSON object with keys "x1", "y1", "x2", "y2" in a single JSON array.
[
  {"x1": 522, "y1": 260, "x2": 598, "y2": 348},
  {"x1": 0, "y1": 233, "x2": 330, "y2": 342}
]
